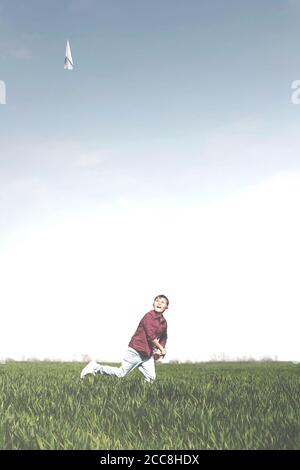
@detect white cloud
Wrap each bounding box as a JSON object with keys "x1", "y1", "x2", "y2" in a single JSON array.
[
  {"x1": 0, "y1": 140, "x2": 116, "y2": 234},
  {"x1": 1, "y1": 120, "x2": 300, "y2": 248}
]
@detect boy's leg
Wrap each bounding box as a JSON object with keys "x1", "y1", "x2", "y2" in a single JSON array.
[
  {"x1": 100, "y1": 347, "x2": 143, "y2": 378},
  {"x1": 138, "y1": 356, "x2": 156, "y2": 383}
]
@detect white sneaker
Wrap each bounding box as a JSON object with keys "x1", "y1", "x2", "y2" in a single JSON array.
[{"x1": 80, "y1": 360, "x2": 98, "y2": 379}]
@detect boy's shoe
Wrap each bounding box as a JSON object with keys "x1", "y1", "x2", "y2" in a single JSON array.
[{"x1": 80, "y1": 360, "x2": 98, "y2": 379}]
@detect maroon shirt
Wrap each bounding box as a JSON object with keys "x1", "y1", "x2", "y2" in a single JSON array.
[{"x1": 128, "y1": 310, "x2": 168, "y2": 358}]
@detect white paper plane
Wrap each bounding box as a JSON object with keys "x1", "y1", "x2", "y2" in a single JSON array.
[{"x1": 64, "y1": 40, "x2": 73, "y2": 70}]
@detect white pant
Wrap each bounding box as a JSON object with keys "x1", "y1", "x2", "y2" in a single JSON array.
[{"x1": 94, "y1": 347, "x2": 156, "y2": 383}]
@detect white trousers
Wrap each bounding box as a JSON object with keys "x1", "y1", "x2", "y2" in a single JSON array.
[{"x1": 94, "y1": 347, "x2": 156, "y2": 383}]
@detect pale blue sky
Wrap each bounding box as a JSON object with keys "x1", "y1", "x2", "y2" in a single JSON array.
[
  {"x1": 1, "y1": 1, "x2": 299, "y2": 213},
  {"x1": 0, "y1": 1, "x2": 297, "y2": 137},
  {"x1": 1, "y1": 1, "x2": 300, "y2": 361}
]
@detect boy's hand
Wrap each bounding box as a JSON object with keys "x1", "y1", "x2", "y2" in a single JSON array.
[{"x1": 153, "y1": 348, "x2": 163, "y2": 361}]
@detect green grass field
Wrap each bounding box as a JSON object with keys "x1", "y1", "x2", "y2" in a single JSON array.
[{"x1": 0, "y1": 361, "x2": 299, "y2": 450}]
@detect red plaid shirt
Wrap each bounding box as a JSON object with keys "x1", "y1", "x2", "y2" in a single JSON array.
[{"x1": 128, "y1": 310, "x2": 168, "y2": 358}]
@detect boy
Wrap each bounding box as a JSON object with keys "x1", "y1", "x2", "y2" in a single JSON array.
[{"x1": 80, "y1": 295, "x2": 169, "y2": 382}]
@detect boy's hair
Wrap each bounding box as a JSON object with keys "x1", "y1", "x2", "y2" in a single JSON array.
[{"x1": 154, "y1": 295, "x2": 169, "y2": 306}]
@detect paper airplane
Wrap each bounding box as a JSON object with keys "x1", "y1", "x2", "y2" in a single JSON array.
[{"x1": 64, "y1": 40, "x2": 73, "y2": 70}]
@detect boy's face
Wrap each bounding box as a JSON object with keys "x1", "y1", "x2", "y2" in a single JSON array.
[{"x1": 153, "y1": 297, "x2": 168, "y2": 314}]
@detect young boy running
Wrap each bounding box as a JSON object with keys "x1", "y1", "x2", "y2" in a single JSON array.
[{"x1": 80, "y1": 295, "x2": 169, "y2": 383}]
